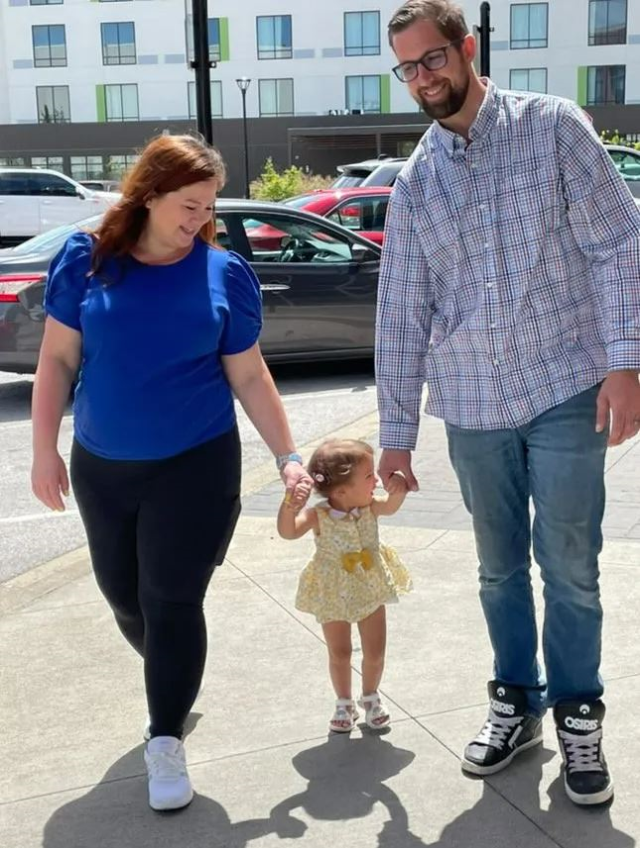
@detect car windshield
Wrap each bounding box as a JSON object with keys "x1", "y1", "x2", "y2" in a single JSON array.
[
  {"x1": 283, "y1": 194, "x2": 316, "y2": 208},
  {"x1": 9, "y1": 216, "x2": 103, "y2": 256}
]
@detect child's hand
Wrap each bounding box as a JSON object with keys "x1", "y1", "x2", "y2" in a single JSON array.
[
  {"x1": 386, "y1": 472, "x2": 408, "y2": 496},
  {"x1": 284, "y1": 480, "x2": 311, "y2": 513}
]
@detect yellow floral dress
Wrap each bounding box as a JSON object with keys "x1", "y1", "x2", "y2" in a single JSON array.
[{"x1": 295, "y1": 501, "x2": 412, "y2": 624}]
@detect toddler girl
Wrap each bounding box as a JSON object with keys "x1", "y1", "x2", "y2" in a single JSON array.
[{"x1": 277, "y1": 439, "x2": 412, "y2": 733}]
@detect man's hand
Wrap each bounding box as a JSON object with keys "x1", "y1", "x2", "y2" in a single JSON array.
[
  {"x1": 378, "y1": 449, "x2": 419, "y2": 492},
  {"x1": 386, "y1": 472, "x2": 409, "y2": 495},
  {"x1": 596, "y1": 371, "x2": 640, "y2": 446}
]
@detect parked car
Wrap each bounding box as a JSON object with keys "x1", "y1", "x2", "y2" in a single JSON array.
[
  {"x1": 604, "y1": 144, "x2": 640, "y2": 198},
  {"x1": 79, "y1": 179, "x2": 121, "y2": 193},
  {"x1": 230, "y1": 187, "x2": 391, "y2": 251},
  {"x1": 0, "y1": 199, "x2": 381, "y2": 374},
  {"x1": 0, "y1": 168, "x2": 119, "y2": 249},
  {"x1": 284, "y1": 187, "x2": 391, "y2": 245},
  {"x1": 331, "y1": 156, "x2": 408, "y2": 189}
]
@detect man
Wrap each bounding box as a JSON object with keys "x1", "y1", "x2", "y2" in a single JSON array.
[{"x1": 376, "y1": 0, "x2": 640, "y2": 806}]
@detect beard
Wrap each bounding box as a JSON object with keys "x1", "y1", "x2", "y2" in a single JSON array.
[{"x1": 415, "y1": 71, "x2": 470, "y2": 120}]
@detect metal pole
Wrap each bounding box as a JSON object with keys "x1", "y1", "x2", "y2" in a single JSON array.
[
  {"x1": 479, "y1": 2, "x2": 491, "y2": 78},
  {"x1": 191, "y1": 0, "x2": 212, "y2": 143},
  {"x1": 242, "y1": 90, "x2": 250, "y2": 198}
]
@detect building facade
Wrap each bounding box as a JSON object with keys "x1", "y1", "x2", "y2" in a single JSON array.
[{"x1": 0, "y1": 0, "x2": 639, "y2": 188}]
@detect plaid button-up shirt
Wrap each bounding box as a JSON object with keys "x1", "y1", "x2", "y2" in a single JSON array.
[{"x1": 376, "y1": 81, "x2": 640, "y2": 449}]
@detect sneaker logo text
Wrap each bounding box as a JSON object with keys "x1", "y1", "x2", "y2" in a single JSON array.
[
  {"x1": 565, "y1": 716, "x2": 598, "y2": 731},
  {"x1": 490, "y1": 697, "x2": 515, "y2": 716}
]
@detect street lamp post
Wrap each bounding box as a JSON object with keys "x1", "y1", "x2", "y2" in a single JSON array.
[
  {"x1": 236, "y1": 77, "x2": 251, "y2": 199},
  {"x1": 191, "y1": 0, "x2": 213, "y2": 144}
]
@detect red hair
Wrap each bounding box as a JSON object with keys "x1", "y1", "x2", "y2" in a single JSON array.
[{"x1": 90, "y1": 134, "x2": 227, "y2": 273}]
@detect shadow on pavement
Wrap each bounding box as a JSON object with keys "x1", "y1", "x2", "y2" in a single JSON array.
[{"x1": 41, "y1": 724, "x2": 636, "y2": 848}]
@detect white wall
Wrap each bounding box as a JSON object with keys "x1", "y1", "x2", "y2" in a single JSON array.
[{"x1": 0, "y1": 0, "x2": 639, "y2": 125}]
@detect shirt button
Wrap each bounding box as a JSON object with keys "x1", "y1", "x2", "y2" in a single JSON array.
[
  {"x1": 479, "y1": 203, "x2": 487, "y2": 211},
  {"x1": 493, "y1": 359, "x2": 500, "y2": 366},
  {"x1": 484, "y1": 242, "x2": 490, "y2": 249},
  {"x1": 490, "y1": 322, "x2": 497, "y2": 329},
  {"x1": 470, "y1": 163, "x2": 478, "y2": 169},
  {"x1": 487, "y1": 282, "x2": 494, "y2": 289}
]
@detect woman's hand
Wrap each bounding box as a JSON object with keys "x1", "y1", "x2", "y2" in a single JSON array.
[{"x1": 32, "y1": 449, "x2": 70, "y2": 512}]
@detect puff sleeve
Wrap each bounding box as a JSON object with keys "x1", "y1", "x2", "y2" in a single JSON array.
[
  {"x1": 219, "y1": 251, "x2": 263, "y2": 355},
  {"x1": 44, "y1": 231, "x2": 94, "y2": 332}
]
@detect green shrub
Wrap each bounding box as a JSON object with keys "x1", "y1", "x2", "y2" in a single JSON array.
[
  {"x1": 600, "y1": 129, "x2": 640, "y2": 151},
  {"x1": 250, "y1": 158, "x2": 333, "y2": 201}
]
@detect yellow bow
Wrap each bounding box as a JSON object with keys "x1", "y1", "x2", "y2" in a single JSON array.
[{"x1": 342, "y1": 549, "x2": 373, "y2": 573}]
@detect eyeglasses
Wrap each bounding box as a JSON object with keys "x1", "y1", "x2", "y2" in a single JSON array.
[{"x1": 392, "y1": 39, "x2": 464, "y2": 83}]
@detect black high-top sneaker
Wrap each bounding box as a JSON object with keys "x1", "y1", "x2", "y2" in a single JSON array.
[
  {"x1": 462, "y1": 681, "x2": 544, "y2": 775},
  {"x1": 554, "y1": 700, "x2": 613, "y2": 806}
]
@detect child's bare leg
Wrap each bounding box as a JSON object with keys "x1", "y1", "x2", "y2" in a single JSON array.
[
  {"x1": 322, "y1": 621, "x2": 353, "y2": 700},
  {"x1": 357, "y1": 605, "x2": 386, "y2": 695}
]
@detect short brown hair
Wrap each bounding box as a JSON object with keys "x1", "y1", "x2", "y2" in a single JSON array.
[
  {"x1": 307, "y1": 439, "x2": 374, "y2": 497},
  {"x1": 91, "y1": 134, "x2": 226, "y2": 272},
  {"x1": 388, "y1": 0, "x2": 468, "y2": 47}
]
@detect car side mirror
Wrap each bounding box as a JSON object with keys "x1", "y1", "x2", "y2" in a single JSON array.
[
  {"x1": 76, "y1": 188, "x2": 86, "y2": 199},
  {"x1": 352, "y1": 242, "x2": 374, "y2": 263}
]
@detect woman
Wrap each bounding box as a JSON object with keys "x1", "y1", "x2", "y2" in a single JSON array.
[{"x1": 31, "y1": 134, "x2": 311, "y2": 812}]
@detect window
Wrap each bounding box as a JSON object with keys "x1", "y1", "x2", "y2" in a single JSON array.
[
  {"x1": 208, "y1": 18, "x2": 221, "y2": 62},
  {"x1": 589, "y1": 0, "x2": 627, "y2": 45},
  {"x1": 188, "y1": 81, "x2": 223, "y2": 118},
  {"x1": 30, "y1": 0, "x2": 63, "y2": 5},
  {"x1": 344, "y1": 11, "x2": 380, "y2": 56},
  {"x1": 587, "y1": 65, "x2": 625, "y2": 105},
  {"x1": 31, "y1": 156, "x2": 65, "y2": 171},
  {"x1": 30, "y1": 172, "x2": 77, "y2": 197},
  {"x1": 70, "y1": 156, "x2": 104, "y2": 181},
  {"x1": 101, "y1": 22, "x2": 136, "y2": 65},
  {"x1": 346, "y1": 75, "x2": 381, "y2": 113},
  {"x1": 240, "y1": 213, "x2": 354, "y2": 264},
  {"x1": 0, "y1": 174, "x2": 31, "y2": 195},
  {"x1": 510, "y1": 4, "x2": 548, "y2": 49},
  {"x1": 327, "y1": 196, "x2": 389, "y2": 232},
  {"x1": 258, "y1": 79, "x2": 293, "y2": 117},
  {"x1": 0, "y1": 157, "x2": 26, "y2": 168},
  {"x1": 36, "y1": 86, "x2": 71, "y2": 123},
  {"x1": 105, "y1": 154, "x2": 139, "y2": 178},
  {"x1": 257, "y1": 15, "x2": 292, "y2": 60},
  {"x1": 104, "y1": 84, "x2": 139, "y2": 121},
  {"x1": 509, "y1": 68, "x2": 547, "y2": 93},
  {"x1": 32, "y1": 25, "x2": 67, "y2": 68}
]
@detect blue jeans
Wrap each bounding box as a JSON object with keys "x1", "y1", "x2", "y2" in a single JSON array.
[{"x1": 446, "y1": 385, "x2": 607, "y2": 714}]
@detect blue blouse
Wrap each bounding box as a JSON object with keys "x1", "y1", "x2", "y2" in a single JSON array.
[{"x1": 44, "y1": 231, "x2": 262, "y2": 460}]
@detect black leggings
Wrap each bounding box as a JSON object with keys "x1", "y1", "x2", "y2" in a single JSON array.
[{"x1": 70, "y1": 427, "x2": 241, "y2": 739}]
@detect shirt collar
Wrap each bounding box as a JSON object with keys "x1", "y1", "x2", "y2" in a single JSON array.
[
  {"x1": 430, "y1": 78, "x2": 499, "y2": 158},
  {"x1": 328, "y1": 506, "x2": 361, "y2": 521}
]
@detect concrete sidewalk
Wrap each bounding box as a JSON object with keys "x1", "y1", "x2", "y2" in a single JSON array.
[{"x1": 1, "y1": 417, "x2": 639, "y2": 848}]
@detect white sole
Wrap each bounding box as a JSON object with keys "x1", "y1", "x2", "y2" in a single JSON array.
[
  {"x1": 461, "y1": 733, "x2": 543, "y2": 776},
  {"x1": 564, "y1": 776, "x2": 614, "y2": 806},
  {"x1": 149, "y1": 792, "x2": 194, "y2": 812}
]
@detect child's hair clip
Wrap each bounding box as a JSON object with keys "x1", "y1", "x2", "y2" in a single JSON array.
[{"x1": 313, "y1": 473, "x2": 325, "y2": 483}]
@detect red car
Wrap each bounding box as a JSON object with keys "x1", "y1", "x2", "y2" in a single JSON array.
[{"x1": 244, "y1": 187, "x2": 392, "y2": 252}]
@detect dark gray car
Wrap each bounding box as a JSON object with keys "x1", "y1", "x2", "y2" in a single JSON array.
[{"x1": 0, "y1": 199, "x2": 381, "y2": 374}]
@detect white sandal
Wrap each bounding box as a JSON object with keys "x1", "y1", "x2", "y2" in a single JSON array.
[
  {"x1": 358, "y1": 692, "x2": 391, "y2": 729},
  {"x1": 330, "y1": 698, "x2": 360, "y2": 733}
]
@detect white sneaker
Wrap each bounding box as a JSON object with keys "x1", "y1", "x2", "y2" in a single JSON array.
[{"x1": 144, "y1": 736, "x2": 193, "y2": 811}]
